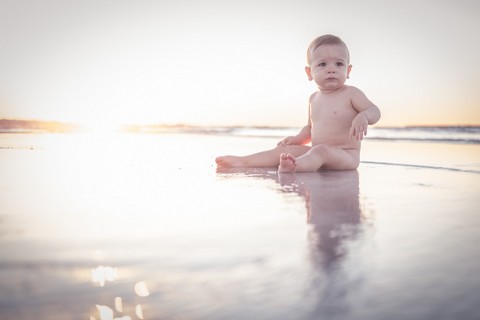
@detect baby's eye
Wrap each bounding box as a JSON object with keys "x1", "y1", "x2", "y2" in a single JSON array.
[
  {"x1": 318, "y1": 62, "x2": 327, "y2": 67},
  {"x1": 336, "y1": 62, "x2": 344, "y2": 67}
]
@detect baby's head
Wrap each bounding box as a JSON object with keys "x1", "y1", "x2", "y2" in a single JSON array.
[
  {"x1": 306, "y1": 34, "x2": 350, "y2": 66},
  {"x1": 305, "y1": 34, "x2": 352, "y2": 91}
]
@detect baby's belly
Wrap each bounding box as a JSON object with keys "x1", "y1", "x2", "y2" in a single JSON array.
[{"x1": 311, "y1": 134, "x2": 360, "y2": 150}]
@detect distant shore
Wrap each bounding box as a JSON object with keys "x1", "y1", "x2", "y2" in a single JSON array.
[{"x1": 0, "y1": 119, "x2": 81, "y2": 133}]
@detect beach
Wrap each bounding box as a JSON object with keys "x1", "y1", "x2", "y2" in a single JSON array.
[{"x1": 1, "y1": 131, "x2": 480, "y2": 320}]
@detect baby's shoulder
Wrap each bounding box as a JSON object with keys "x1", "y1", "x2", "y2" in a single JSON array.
[
  {"x1": 343, "y1": 85, "x2": 363, "y2": 95},
  {"x1": 342, "y1": 85, "x2": 368, "y2": 100},
  {"x1": 309, "y1": 90, "x2": 320, "y2": 100}
]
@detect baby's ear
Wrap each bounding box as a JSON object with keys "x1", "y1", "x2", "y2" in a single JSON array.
[
  {"x1": 347, "y1": 64, "x2": 352, "y2": 79},
  {"x1": 305, "y1": 66, "x2": 313, "y2": 81}
]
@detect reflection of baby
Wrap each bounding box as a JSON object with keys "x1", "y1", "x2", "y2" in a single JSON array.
[
  {"x1": 216, "y1": 168, "x2": 364, "y2": 317},
  {"x1": 217, "y1": 168, "x2": 362, "y2": 267},
  {"x1": 283, "y1": 170, "x2": 361, "y2": 267}
]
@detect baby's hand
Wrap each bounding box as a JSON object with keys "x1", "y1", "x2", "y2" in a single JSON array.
[
  {"x1": 277, "y1": 136, "x2": 297, "y2": 147},
  {"x1": 349, "y1": 113, "x2": 369, "y2": 141}
]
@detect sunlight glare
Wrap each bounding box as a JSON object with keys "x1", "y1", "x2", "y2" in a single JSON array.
[
  {"x1": 83, "y1": 120, "x2": 123, "y2": 134},
  {"x1": 134, "y1": 281, "x2": 150, "y2": 297},
  {"x1": 95, "y1": 305, "x2": 113, "y2": 320},
  {"x1": 92, "y1": 266, "x2": 118, "y2": 287},
  {"x1": 135, "y1": 305, "x2": 144, "y2": 320},
  {"x1": 115, "y1": 297, "x2": 123, "y2": 313}
]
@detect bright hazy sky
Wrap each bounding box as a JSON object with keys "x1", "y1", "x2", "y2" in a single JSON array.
[{"x1": 1, "y1": 0, "x2": 479, "y2": 127}]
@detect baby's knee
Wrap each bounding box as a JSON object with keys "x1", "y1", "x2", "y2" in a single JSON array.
[
  {"x1": 276, "y1": 144, "x2": 310, "y2": 158},
  {"x1": 276, "y1": 144, "x2": 297, "y2": 154},
  {"x1": 311, "y1": 144, "x2": 330, "y2": 157}
]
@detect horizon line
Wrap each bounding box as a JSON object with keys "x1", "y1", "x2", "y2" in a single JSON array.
[{"x1": 1, "y1": 118, "x2": 480, "y2": 129}]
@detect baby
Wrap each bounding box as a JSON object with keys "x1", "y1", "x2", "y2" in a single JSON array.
[{"x1": 215, "y1": 34, "x2": 381, "y2": 172}]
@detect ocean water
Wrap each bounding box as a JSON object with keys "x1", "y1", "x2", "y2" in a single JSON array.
[{"x1": 0, "y1": 129, "x2": 480, "y2": 320}]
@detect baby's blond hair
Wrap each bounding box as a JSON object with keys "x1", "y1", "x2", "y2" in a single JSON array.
[{"x1": 307, "y1": 34, "x2": 350, "y2": 65}]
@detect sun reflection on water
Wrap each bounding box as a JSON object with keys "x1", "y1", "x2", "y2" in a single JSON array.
[
  {"x1": 91, "y1": 266, "x2": 118, "y2": 287},
  {"x1": 115, "y1": 297, "x2": 123, "y2": 313},
  {"x1": 135, "y1": 304, "x2": 144, "y2": 320},
  {"x1": 134, "y1": 281, "x2": 150, "y2": 297},
  {"x1": 90, "y1": 267, "x2": 150, "y2": 319}
]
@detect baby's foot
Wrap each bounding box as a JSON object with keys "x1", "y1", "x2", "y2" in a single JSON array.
[
  {"x1": 215, "y1": 156, "x2": 245, "y2": 167},
  {"x1": 278, "y1": 153, "x2": 296, "y2": 173}
]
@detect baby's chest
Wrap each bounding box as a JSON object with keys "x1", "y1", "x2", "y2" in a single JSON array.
[{"x1": 310, "y1": 100, "x2": 356, "y2": 122}]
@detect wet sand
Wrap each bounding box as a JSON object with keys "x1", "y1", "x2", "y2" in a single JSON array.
[{"x1": 0, "y1": 133, "x2": 479, "y2": 320}]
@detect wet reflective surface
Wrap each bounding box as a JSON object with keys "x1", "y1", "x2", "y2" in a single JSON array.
[{"x1": 1, "y1": 133, "x2": 479, "y2": 319}]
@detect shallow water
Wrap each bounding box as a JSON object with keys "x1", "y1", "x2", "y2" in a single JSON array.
[{"x1": 1, "y1": 133, "x2": 479, "y2": 320}]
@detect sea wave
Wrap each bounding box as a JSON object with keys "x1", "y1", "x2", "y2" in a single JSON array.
[
  {"x1": 365, "y1": 126, "x2": 480, "y2": 144},
  {"x1": 1, "y1": 121, "x2": 479, "y2": 145},
  {"x1": 191, "y1": 126, "x2": 480, "y2": 145},
  {"x1": 361, "y1": 161, "x2": 480, "y2": 174}
]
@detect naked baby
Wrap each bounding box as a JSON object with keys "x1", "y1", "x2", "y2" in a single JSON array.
[{"x1": 215, "y1": 34, "x2": 381, "y2": 172}]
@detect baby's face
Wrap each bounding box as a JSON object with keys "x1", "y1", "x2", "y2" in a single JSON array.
[{"x1": 307, "y1": 44, "x2": 351, "y2": 92}]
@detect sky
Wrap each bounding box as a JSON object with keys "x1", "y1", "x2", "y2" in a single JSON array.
[{"x1": 1, "y1": 0, "x2": 479, "y2": 127}]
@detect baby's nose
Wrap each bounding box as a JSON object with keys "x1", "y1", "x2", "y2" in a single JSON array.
[{"x1": 327, "y1": 65, "x2": 336, "y2": 73}]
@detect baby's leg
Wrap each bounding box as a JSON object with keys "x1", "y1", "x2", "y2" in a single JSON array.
[
  {"x1": 216, "y1": 145, "x2": 310, "y2": 167},
  {"x1": 279, "y1": 145, "x2": 360, "y2": 172}
]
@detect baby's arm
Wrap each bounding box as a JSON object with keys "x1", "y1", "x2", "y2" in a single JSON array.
[
  {"x1": 278, "y1": 125, "x2": 312, "y2": 146},
  {"x1": 348, "y1": 87, "x2": 381, "y2": 141}
]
